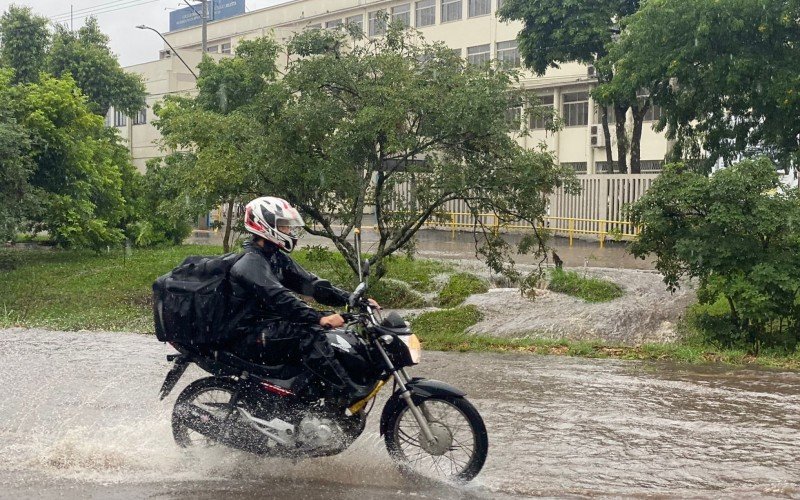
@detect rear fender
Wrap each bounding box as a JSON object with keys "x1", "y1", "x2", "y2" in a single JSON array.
[{"x1": 379, "y1": 378, "x2": 467, "y2": 436}]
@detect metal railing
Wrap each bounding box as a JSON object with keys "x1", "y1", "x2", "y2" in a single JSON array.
[{"x1": 410, "y1": 211, "x2": 638, "y2": 248}]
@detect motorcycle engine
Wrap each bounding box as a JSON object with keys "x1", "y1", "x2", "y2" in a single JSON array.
[{"x1": 297, "y1": 414, "x2": 345, "y2": 452}]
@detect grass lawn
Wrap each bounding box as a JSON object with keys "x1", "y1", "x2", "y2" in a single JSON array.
[
  {"x1": 0, "y1": 245, "x2": 452, "y2": 333},
  {"x1": 2, "y1": 245, "x2": 798, "y2": 370}
]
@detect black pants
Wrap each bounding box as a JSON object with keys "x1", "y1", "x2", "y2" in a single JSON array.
[{"x1": 229, "y1": 322, "x2": 356, "y2": 392}]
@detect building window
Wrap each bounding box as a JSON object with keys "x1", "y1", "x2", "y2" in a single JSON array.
[
  {"x1": 594, "y1": 161, "x2": 612, "y2": 173},
  {"x1": 466, "y1": 44, "x2": 490, "y2": 65},
  {"x1": 221, "y1": 43, "x2": 231, "y2": 54},
  {"x1": 562, "y1": 91, "x2": 589, "y2": 127},
  {"x1": 643, "y1": 104, "x2": 663, "y2": 122},
  {"x1": 441, "y1": 0, "x2": 462, "y2": 23},
  {"x1": 594, "y1": 105, "x2": 616, "y2": 124},
  {"x1": 562, "y1": 162, "x2": 588, "y2": 174},
  {"x1": 392, "y1": 4, "x2": 411, "y2": 27},
  {"x1": 206, "y1": 45, "x2": 218, "y2": 53},
  {"x1": 530, "y1": 94, "x2": 554, "y2": 129},
  {"x1": 114, "y1": 109, "x2": 127, "y2": 127},
  {"x1": 415, "y1": 0, "x2": 435, "y2": 27},
  {"x1": 640, "y1": 160, "x2": 664, "y2": 173},
  {"x1": 451, "y1": 47, "x2": 462, "y2": 58},
  {"x1": 496, "y1": 40, "x2": 519, "y2": 67},
  {"x1": 133, "y1": 107, "x2": 147, "y2": 125},
  {"x1": 325, "y1": 19, "x2": 342, "y2": 29},
  {"x1": 497, "y1": 0, "x2": 505, "y2": 11},
  {"x1": 346, "y1": 14, "x2": 363, "y2": 32},
  {"x1": 368, "y1": 10, "x2": 387, "y2": 36},
  {"x1": 468, "y1": 0, "x2": 490, "y2": 17},
  {"x1": 307, "y1": 23, "x2": 321, "y2": 29},
  {"x1": 505, "y1": 105, "x2": 522, "y2": 131}
]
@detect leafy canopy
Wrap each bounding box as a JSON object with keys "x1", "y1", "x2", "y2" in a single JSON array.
[
  {"x1": 48, "y1": 18, "x2": 146, "y2": 116},
  {"x1": 608, "y1": 0, "x2": 800, "y2": 170},
  {"x1": 156, "y1": 25, "x2": 576, "y2": 286},
  {"x1": 262, "y1": 25, "x2": 577, "y2": 285}
]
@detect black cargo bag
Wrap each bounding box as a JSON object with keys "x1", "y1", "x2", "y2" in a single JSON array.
[{"x1": 153, "y1": 252, "x2": 244, "y2": 346}]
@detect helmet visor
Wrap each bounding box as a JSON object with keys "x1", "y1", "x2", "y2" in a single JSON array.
[{"x1": 275, "y1": 214, "x2": 305, "y2": 238}]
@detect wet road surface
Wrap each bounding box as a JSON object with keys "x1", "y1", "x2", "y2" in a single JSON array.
[{"x1": 1, "y1": 328, "x2": 799, "y2": 499}]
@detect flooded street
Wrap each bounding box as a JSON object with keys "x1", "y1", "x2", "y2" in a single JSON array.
[{"x1": 1, "y1": 328, "x2": 799, "y2": 498}]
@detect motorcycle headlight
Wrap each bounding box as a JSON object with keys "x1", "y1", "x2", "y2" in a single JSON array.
[{"x1": 399, "y1": 334, "x2": 422, "y2": 364}]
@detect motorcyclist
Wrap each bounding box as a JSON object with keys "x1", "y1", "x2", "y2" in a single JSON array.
[{"x1": 226, "y1": 196, "x2": 375, "y2": 406}]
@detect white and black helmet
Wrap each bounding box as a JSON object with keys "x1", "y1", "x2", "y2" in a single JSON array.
[{"x1": 244, "y1": 196, "x2": 305, "y2": 252}]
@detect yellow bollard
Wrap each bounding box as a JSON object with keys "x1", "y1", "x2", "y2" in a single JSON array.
[{"x1": 568, "y1": 218, "x2": 574, "y2": 247}]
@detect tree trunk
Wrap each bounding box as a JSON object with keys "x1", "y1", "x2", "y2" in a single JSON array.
[
  {"x1": 614, "y1": 104, "x2": 628, "y2": 174},
  {"x1": 630, "y1": 103, "x2": 649, "y2": 174},
  {"x1": 601, "y1": 105, "x2": 613, "y2": 167},
  {"x1": 223, "y1": 198, "x2": 235, "y2": 253}
]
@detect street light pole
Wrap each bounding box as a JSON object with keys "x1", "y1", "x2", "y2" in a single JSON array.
[
  {"x1": 201, "y1": 0, "x2": 208, "y2": 53},
  {"x1": 136, "y1": 25, "x2": 198, "y2": 79}
]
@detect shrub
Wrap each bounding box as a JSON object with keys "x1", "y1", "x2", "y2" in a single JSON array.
[
  {"x1": 411, "y1": 305, "x2": 484, "y2": 350},
  {"x1": 437, "y1": 273, "x2": 489, "y2": 307},
  {"x1": 629, "y1": 157, "x2": 800, "y2": 348},
  {"x1": 369, "y1": 278, "x2": 425, "y2": 309},
  {"x1": 547, "y1": 268, "x2": 624, "y2": 302}
]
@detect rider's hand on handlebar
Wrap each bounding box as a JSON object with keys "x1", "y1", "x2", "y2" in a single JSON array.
[
  {"x1": 319, "y1": 313, "x2": 345, "y2": 329},
  {"x1": 367, "y1": 298, "x2": 381, "y2": 310}
]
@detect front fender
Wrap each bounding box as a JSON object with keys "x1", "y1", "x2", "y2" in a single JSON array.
[{"x1": 379, "y1": 378, "x2": 467, "y2": 436}]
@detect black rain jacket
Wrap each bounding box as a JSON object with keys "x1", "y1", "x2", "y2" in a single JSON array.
[{"x1": 228, "y1": 241, "x2": 350, "y2": 336}]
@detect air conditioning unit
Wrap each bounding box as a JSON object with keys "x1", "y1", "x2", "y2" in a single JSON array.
[
  {"x1": 590, "y1": 125, "x2": 605, "y2": 148},
  {"x1": 587, "y1": 65, "x2": 596, "y2": 78}
]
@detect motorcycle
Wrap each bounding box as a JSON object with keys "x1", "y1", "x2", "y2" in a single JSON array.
[{"x1": 158, "y1": 257, "x2": 488, "y2": 482}]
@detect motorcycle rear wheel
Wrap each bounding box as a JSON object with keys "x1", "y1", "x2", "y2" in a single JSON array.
[
  {"x1": 172, "y1": 377, "x2": 240, "y2": 448},
  {"x1": 384, "y1": 395, "x2": 488, "y2": 482}
]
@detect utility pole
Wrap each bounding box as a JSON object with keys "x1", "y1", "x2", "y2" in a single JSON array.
[{"x1": 201, "y1": 0, "x2": 208, "y2": 53}]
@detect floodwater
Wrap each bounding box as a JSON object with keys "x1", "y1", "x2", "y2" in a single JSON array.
[
  {"x1": 2, "y1": 328, "x2": 799, "y2": 499},
  {"x1": 190, "y1": 225, "x2": 655, "y2": 271}
]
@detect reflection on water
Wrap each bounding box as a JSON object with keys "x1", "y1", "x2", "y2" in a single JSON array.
[{"x1": 1, "y1": 328, "x2": 798, "y2": 498}]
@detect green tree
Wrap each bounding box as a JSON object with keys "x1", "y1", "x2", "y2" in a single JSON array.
[
  {"x1": 608, "y1": 0, "x2": 800, "y2": 172},
  {"x1": 48, "y1": 18, "x2": 146, "y2": 116},
  {"x1": 261, "y1": 26, "x2": 576, "y2": 285},
  {"x1": 153, "y1": 38, "x2": 283, "y2": 251},
  {"x1": 629, "y1": 157, "x2": 800, "y2": 347},
  {"x1": 0, "y1": 71, "x2": 33, "y2": 241},
  {"x1": 0, "y1": 5, "x2": 49, "y2": 84},
  {"x1": 499, "y1": 0, "x2": 654, "y2": 173},
  {"x1": 11, "y1": 73, "x2": 132, "y2": 249}
]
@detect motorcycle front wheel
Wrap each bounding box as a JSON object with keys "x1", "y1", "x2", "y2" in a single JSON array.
[{"x1": 384, "y1": 395, "x2": 488, "y2": 482}]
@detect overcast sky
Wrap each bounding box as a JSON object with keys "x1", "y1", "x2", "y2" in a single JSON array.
[{"x1": 1, "y1": 0, "x2": 288, "y2": 66}]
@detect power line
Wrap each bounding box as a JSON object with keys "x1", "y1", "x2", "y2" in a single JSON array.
[
  {"x1": 51, "y1": 0, "x2": 144, "y2": 19},
  {"x1": 50, "y1": 0, "x2": 164, "y2": 23}
]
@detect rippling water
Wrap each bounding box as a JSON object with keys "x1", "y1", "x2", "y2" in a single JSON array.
[{"x1": 1, "y1": 328, "x2": 798, "y2": 498}]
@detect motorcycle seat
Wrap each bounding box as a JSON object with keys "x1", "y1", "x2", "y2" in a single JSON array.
[{"x1": 215, "y1": 350, "x2": 288, "y2": 378}]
